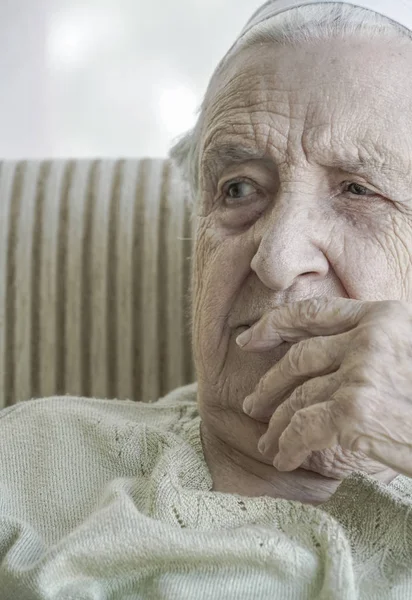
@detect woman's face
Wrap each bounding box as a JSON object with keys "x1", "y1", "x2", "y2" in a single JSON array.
[{"x1": 193, "y1": 35, "x2": 412, "y2": 479}]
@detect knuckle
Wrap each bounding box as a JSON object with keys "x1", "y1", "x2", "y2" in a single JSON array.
[
  {"x1": 291, "y1": 407, "x2": 312, "y2": 430},
  {"x1": 352, "y1": 363, "x2": 380, "y2": 390},
  {"x1": 333, "y1": 387, "x2": 369, "y2": 424},
  {"x1": 283, "y1": 337, "x2": 326, "y2": 380},
  {"x1": 350, "y1": 436, "x2": 372, "y2": 454},
  {"x1": 367, "y1": 300, "x2": 409, "y2": 328},
  {"x1": 379, "y1": 299, "x2": 408, "y2": 318},
  {"x1": 277, "y1": 432, "x2": 288, "y2": 455},
  {"x1": 278, "y1": 415, "x2": 302, "y2": 448},
  {"x1": 255, "y1": 376, "x2": 269, "y2": 398},
  {"x1": 355, "y1": 324, "x2": 388, "y2": 354},
  {"x1": 347, "y1": 396, "x2": 368, "y2": 423},
  {"x1": 287, "y1": 384, "x2": 307, "y2": 412},
  {"x1": 255, "y1": 374, "x2": 275, "y2": 401},
  {"x1": 282, "y1": 340, "x2": 312, "y2": 376},
  {"x1": 283, "y1": 344, "x2": 304, "y2": 376},
  {"x1": 285, "y1": 411, "x2": 306, "y2": 439},
  {"x1": 273, "y1": 400, "x2": 289, "y2": 420}
]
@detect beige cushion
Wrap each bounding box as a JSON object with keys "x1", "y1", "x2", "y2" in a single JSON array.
[{"x1": 0, "y1": 159, "x2": 196, "y2": 409}]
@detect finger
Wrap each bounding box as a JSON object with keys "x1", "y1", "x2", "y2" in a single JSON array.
[
  {"x1": 273, "y1": 400, "x2": 341, "y2": 472},
  {"x1": 243, "y1": 333, "x2": 348, "y2": 420},
  {"x1": 236, "y1": 297, "x2": 370, "y2": 351},
  {"x1": 258, "y1": 371, "x2": 341, "y2": 458}
]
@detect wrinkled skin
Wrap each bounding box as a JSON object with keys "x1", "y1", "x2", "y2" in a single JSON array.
[
  {"x1": 238, "y1": 297, "x2": 412, "y2": 476},
  {"x1": 193, "y1": 35, "x2": 412, "y2": 504}
]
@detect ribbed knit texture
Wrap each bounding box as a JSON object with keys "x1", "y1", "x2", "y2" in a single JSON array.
[
  {"x1": 0, "y1": 159, "x2": 196, "y2": 409},
  {"x1": 1, "y1": 383, "x2": 412, "y2": 599}
]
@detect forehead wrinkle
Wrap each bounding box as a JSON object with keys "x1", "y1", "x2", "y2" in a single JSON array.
[
  {"x1": 201, "y1": 132, "x2": 411, "y2": 181},
  {"x1": 198, "y1": 37, "x2": 412, "y2": 192},
  {"x1": 201, "y1": 143, "x2": 270, "y2": 174},
  {"x1": 306, "y1": 128, "x2": 411, "y2": 178}
]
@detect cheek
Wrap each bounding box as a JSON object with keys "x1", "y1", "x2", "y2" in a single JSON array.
[
  {"x1": 390, "y1": 215, "x2": 412, "y2": 294},
  {"x1": 332, "y1": 225, "x2": 408, "y2": 301},
  {"x1": 193, "y1": 225, "x2": 254, "y2": 333},
  {"x1": 194, "y1": 215, "x2": 254, "y2": 282}
]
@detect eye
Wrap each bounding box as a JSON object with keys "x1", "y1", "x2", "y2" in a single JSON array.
[
  {"x1": 345, "y1": 182, "x2": 376, "y2": 197},
  {"x1": 223, "y1": 179, "x2": 258, "y2": 206}
]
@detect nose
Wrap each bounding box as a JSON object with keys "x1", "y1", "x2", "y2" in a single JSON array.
[{"x1": 250, "y1": 200, "x2": 329, "y2": 291}]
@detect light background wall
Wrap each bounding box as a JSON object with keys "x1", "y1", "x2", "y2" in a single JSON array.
[{"x1": 1, "y1": 0, "x2": 264, "y2": 159}]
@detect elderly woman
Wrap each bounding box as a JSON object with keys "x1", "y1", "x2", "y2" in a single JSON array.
[{"x1": 2, "y1": 0, "x2": 412, "y2": 598}]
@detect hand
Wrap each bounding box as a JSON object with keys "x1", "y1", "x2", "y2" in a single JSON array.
[{"x1": 238, "y1": 297, "x2": 412, "y2": 477}]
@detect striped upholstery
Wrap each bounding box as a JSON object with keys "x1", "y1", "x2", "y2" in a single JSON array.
[{"x1": 0, "y1": 159, "x2": 196, "y2": 409}]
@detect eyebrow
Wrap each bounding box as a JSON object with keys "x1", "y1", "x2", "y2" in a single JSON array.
[
  {"x1": 201, "y1": 142, "x2": 408, "y2": 178},
  {"x1": 201, "y1": 144, "x2": 270, "y2": 173}
]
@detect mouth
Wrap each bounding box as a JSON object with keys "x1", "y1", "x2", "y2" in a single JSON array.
[
  {"x1": 234, "y1": 323, "x2": 290, "y2": 348},
  {"x1": 236, "y1": 325, "x2": 251, "y2": 334}
]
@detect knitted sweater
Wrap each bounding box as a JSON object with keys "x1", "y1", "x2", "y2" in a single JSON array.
[{"x1": 1, "y1": 383, "x2": 412, "y2": 600}]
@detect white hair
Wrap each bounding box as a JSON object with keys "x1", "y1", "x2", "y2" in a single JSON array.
[{"x1": 169, "y1": 3, "x2": 412, "y2": 209}]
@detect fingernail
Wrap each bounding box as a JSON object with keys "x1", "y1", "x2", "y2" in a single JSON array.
[
  {"x1": 258, "y1": 436, "x2": 267, "y2": 454},
  {"x1": 243, "y1": 396, "x2": 254, "y2": 414},
  {"x1": 236, "y1": 328, "x2": 252, "y2": 347}
]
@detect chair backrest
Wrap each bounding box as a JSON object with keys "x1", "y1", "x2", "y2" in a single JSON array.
[{"x1": 0, "y1": 158, "x2": 196, "y2": 409}]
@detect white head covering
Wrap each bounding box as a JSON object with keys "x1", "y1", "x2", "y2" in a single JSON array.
[
  {"x1": 240, "y1": 0, "x2": 412, "y2": 39},
  {"x1": 212, "y1": 0, "x2": 412, "y2": 71},
  {"x1": 212, "y1": 0, "x2": 412, "y2": 78}
]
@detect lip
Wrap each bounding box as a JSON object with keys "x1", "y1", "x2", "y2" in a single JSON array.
[
  {"x1": 230, "y1": 308, "x2": 283, "y2": 330},
  {"x1": 236, "y1": 325, "x2": 251, "y2": 333},
  {"x1": 230, "y1": 299, "x2": 329, "y2": 331},
  {"x1": 234, "y1": 318, "x2": 261, "y2": 329}
]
